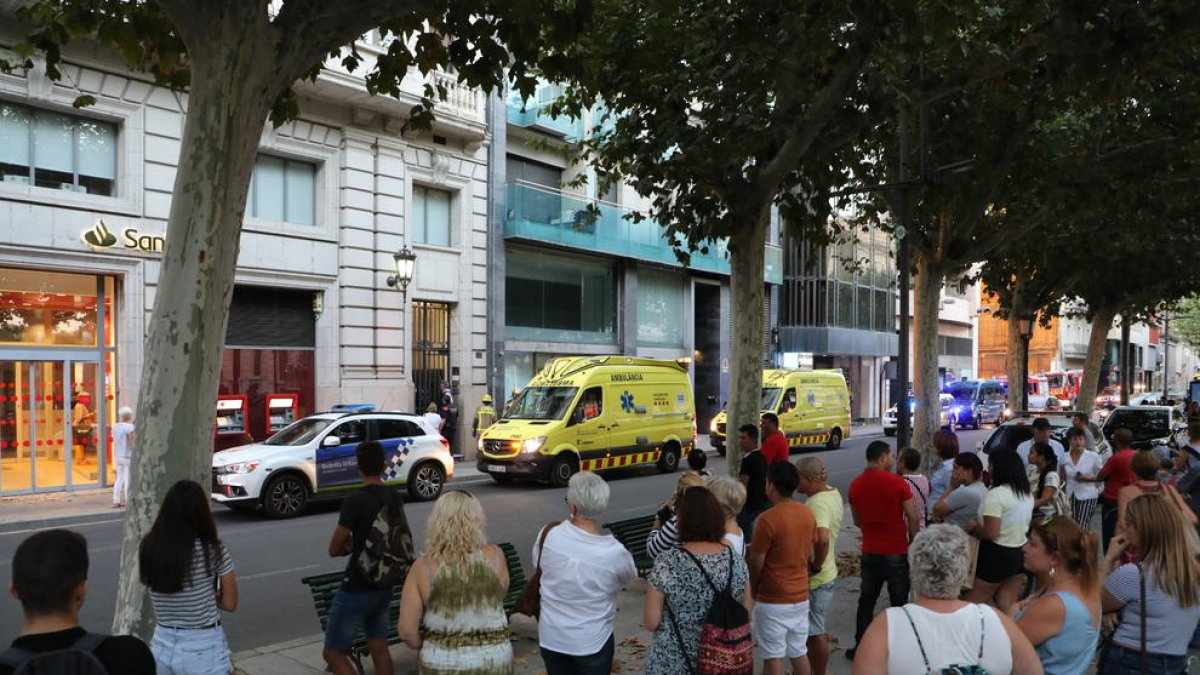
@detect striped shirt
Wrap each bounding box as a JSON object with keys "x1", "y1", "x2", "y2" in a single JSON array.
[{"x1": 149, "y1": 540, "x2": 234, "y2": 628}]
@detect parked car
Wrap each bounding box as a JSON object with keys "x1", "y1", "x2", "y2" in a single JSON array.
[
  {"x1": 976, "y1": 412, "x2": 1100, "y2": 465},
  {"x1": 212, "y1": 411, "x2": 453, "y2": 518},
  {"x1": 1096, "y1": 405, "x2": 1183, "y2": 456},
  {"x1": 883, "y1": 394, "x2": 954, "y2": 436}
]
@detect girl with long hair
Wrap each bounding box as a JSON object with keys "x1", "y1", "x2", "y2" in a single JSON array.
[
  {"x1": 1012, "y1": 516, "x2": 1101, "y2": 674},
  {"x1": 964, "y1": 450, "x2": 1034, "y2": 612},
  {"x1": 1028, "y1": 442, "x2": 1063, "y2": 522},
  {"x1": 1100, "y1": 494, "x2": 1200, "y2": 673},
  {"x1": 139, "y1": 479, "x2": 238, "y2": 675},
  {"x1": 397, "y1": 490, "x2": 512, "y2": 673}
]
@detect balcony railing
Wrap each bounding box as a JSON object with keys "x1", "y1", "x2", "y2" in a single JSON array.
[
  {"x1": 505, "y1": 83, "x2": 585, "y2": 140},
  {"x1": 504, "y1": 182, "x2": 731, "y2": 273}
]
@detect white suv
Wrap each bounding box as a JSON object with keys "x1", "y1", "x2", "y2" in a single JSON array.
[{"x1": 211, "y1": 412, "x2": 454, "y2": 518}]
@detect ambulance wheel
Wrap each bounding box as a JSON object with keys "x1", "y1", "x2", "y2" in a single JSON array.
[
  {"x1": 826, "y1": 428, "x2": 843, "y2": 450},
  {"x1": 408, "y1": 461, "x2": 445, "y2": 501},
  {"x1": 657, "y1": 443, "x2": 681, "y2": 473},
  {"x1": 263, "y1": 473, "x2": 309, "y2": 519},
  {"x1": 549, "y1": 456, "x2": 577, "y2": 488}
]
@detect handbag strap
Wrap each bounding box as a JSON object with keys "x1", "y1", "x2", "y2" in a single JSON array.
[
  {"x1": 1139, "y1": 563, "x2": 1147, "y2": 674},
  {"x1": 900, "y1": 605, "x2": 986, "y2": 674},
  {"x1": 533, "y1": 521, "x2": 561, "y2": 573}
]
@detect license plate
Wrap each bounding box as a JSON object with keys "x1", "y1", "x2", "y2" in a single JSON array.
[{"x1": 488, "y1": 464, "x2": 507, "y2": 473}]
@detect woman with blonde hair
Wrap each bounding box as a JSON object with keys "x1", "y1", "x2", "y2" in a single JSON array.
[
  {"x1": 1099, "y1": 493, "x2": 1200, "y2": 673},
  {"x1": 1012, "y1": 516, "x2": 1101, "y2": 674},
  {"x1": 398, "y1": 491, "x2": 512, "y2": 674},
  {"x1": 705, "y1": 474, "x2": 747, "y2": 554}
]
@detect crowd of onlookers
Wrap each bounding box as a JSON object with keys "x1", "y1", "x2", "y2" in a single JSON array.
[{"x1": 5, "y1": 415, "x2": 1200, "y2": 674}]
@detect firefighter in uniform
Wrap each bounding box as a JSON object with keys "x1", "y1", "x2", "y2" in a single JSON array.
[{"x1": 474, "y1": 394, "x2": 498, "y2": 438}]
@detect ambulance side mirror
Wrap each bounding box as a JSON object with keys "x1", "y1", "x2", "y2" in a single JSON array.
[{"x1": 568, "y1": 408, "x2": 583, "y2": 427}]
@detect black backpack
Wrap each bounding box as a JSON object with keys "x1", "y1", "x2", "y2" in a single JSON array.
[
  {"x1": 355, "y1": 487, "x2": 415, "y2": 588},
  {"x1": 0, "y1": 632, "x2": 109, "y2": 675},
  {"x1": 666, "y1": 548, "x2": 753, "y2": 675}
]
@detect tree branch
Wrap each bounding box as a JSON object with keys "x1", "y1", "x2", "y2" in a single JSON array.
[{"x1": 751, "y1": 26, "x2": 877, "y2": 202}]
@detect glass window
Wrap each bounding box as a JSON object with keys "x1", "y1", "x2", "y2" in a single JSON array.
[
  {"x1": 574, "y1": 386, "x2": 603, "y2": 422},
  {"x1": 505, "y1": 249, "x2": 616, "y2": 343},
  {"x1": 375, "y1": 418, "x2": 423, "y2": 439},
  {"x1": 0, "y1": 102, "x2": 115, "y2": 196},
  {"x1": 507, "y1": 155, "x2": 562, "y2": 188},
  {"x1": 247, "y1": 155, "x2": 315, "y2": 226},
  {"x1": 329, "y1": 419, "x2": 366, "y2": 444},
  {"x1": 413, "y1": 185, "x2": 452, "y2": 247},
  {"x1": 836, "y1": 282, "x2": 854, "y2": 328},
  {"x1": 637, "y1": 268, "x2": 684, "y2": 347},
  {"x1": 0, "y1": 269, "x2": 109, "y2": 347},
  {"x1": 857, "y1": 286, "x2": 872, "y2": 330}
]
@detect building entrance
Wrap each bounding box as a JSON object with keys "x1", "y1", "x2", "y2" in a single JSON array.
[{"x1": 0, "y1": 356, "x2": 107, "y2": 492}]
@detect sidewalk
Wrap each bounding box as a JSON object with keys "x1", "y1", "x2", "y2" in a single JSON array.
[
  {"x1": 231, "y1": 519, "x2": 868, "y2": 675},
  {"x1": 0, "y1": 460, "x2": 495, "y2": 532}
]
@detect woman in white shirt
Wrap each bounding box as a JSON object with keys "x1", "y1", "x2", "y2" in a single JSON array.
[
  {"x1": 704, "y1": 474, "x2": 746, "y2": 555},
  {"x1": 422, "y1": 402, "x2": 445, "y2": 432},
  {"x1": 536, "y1": 472, "x2": 637, "y2": 675},
  {"x1": 852, "y1": 524, "x2": 1042, "y2": 674},
  {"x1": 1060, "y1": 427, "x2": 1103, "y2": 528},
  {"x1": 964, "y1": 450, "x2": 1035, "y2": 612}
]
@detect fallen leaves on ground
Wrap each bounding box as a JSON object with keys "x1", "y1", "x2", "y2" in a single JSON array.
[{"x1": 837, "y1": 550, "x2": 861, "y2": 578}]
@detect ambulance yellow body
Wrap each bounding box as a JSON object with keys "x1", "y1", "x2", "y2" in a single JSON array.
[
  {"x1": 477, "y1": 356, "x2": 695, "y2": 486},
  {"x1": 709, "y1": 369, "x2": 851, "y2": 455}
]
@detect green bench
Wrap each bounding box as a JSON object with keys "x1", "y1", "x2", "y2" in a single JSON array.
[
  {"x1": 603, "y1": 513, "x2": 657, "y2": 577},
  {"x1": 301, "y1": 542, "x2": 527, "y2": 674},
  {"x1": 299, "y1": 570, "x2": 403, "y2": 674}
]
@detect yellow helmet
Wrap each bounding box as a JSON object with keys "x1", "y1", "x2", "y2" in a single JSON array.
[{"x1": 482, "y1": 394, "x2": 493, "y2": 404}]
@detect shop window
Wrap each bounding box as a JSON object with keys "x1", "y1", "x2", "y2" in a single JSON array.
[
  {"x1": 0, "y1": 269, "x2": 114, "y2": 347},
  {"x1": 246, "y1": 155, "x2": 315, "y2": 226},
  {"x1": 637, "y1": 268, "x2": 684, "y2": 347},
  {"x1": 505, "y1": 249, "x2": 616, "y2": 342},
  {"x1": 0, "y1": 102, "x2": 116, "y2": 196},
  {"x1": 413, "y1": 185, "x2": 452, "y2": 247}
]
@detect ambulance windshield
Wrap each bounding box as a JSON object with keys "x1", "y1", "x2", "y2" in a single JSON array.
[
  {"x1": 265, "y1": 418, "x2": 333, "y2": 446},
  {"x1": 504, "y1": 386, "x2": 580, "y2": 421},
  {"x1": 761, "y1": 387, "x2": 782, "y2": 411}
]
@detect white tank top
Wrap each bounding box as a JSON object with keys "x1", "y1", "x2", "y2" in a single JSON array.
[{"x1": 885, "y1": 603, "x2": 1013, "y2": 674}]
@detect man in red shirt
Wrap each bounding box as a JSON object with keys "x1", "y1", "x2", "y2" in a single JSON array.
[
  {"x1": 761, "y1": 413, "x2": 790, "y2": 465},
  {"x1": 846, "y1": 440, "x2": 919, "y2": 662},
  {"x1": 1097, "y1": 427, "x2": 1137, "y2": 553}
]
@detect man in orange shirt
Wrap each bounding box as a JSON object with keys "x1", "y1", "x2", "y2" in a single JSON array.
[{"x1": 749, "y1": 461, "x2": 818, "y2": 675}]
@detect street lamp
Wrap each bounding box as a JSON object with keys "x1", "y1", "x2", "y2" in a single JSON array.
[
  {"x1": 386, "y1": 243, "x2": 417, "y2": 295},
  {"x1": 1017, "y1": 311, "x2": 1036, "y2": 412}
]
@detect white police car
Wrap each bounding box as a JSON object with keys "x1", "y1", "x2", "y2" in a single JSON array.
[{"x1": 211, "y1": 411, "x2": 453, "y2": 518}]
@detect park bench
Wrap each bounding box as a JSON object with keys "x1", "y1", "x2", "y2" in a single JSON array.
[
  {"x1": 301, "y1": 541, "x2": 527, "y2": 674},
  {"x1": 603, "y1": 513, "x2": 657, "y2": 577}
]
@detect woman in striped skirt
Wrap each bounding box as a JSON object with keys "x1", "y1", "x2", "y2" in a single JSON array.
[{"x1": 1060, "y1": 427, "x2": 1103, "y2": 529}]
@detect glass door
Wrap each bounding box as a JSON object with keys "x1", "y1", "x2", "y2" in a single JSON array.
[{"x1": 0, "y1": 357, "x2": 101, "y2": 493}]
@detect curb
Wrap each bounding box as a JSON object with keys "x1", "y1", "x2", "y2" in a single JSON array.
[
  {"x1": 0, "y1": 511, "x2": 127, "y2": 536},
  {"x1": 0, "y1": 472, "x2": 493, "y2": 535}
]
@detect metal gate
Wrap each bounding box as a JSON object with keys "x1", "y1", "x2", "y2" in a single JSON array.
[{"x1": 412, "y1": 301, "x2": 451, "y2": 412}]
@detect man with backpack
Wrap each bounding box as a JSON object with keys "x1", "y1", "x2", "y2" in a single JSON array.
[
  {"x1": 1, "y1": 529, "x2": 155, "y2": 675},
  {"x1": 323, "y1": 441, "x2": 414, "y2": 675},
  {"x1": 748, "y1": 461, "x2": 818, "y2": 675}
]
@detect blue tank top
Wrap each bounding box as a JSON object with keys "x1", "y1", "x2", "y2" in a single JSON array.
[{"x1": 1035, "y1": 591, "x2": 1098, "y2": 675}]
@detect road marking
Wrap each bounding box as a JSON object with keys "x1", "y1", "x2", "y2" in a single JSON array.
[{"x1": 239, "y1": 564, "x2": 320, "y2": 581}]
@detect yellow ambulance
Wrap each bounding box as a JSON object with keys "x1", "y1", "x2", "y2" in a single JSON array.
[
  {"x1": 709, "y1": 369, "x2": 851, "y2": 455},
  {"x1": 476, "y1": 356, "x2": 696, "y2": 486}
]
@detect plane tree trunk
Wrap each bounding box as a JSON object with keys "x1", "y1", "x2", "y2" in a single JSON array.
[
  {"x1": 113, "y1": 7, "x2": 300, "y2": 638},
  {"x1": 1076, "y1": 306, "x2": 1117, "y2": 416},
  {"x1": 724, "y1": 205, "x2": 769, "y2": 476}
]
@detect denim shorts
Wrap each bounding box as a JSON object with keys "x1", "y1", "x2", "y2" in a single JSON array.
[
  {"x1": 324, "y1": 588, "x2": 392, "y2": 651},
  {"x1": 808, "y1": 580, "x2": 837, "y2": 636},
  {"x1": 151, "y1": 624, "x2": 232, "y2": 675}
]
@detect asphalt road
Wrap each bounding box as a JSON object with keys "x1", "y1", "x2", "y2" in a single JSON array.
[{"x1": 0, "y1": 426, "x2": 993, "y2": 651}]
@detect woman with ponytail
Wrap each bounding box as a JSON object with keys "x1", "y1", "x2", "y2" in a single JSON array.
[{"x1": 1012, "y1": 516, "x2": 1100, "y2": 674}]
